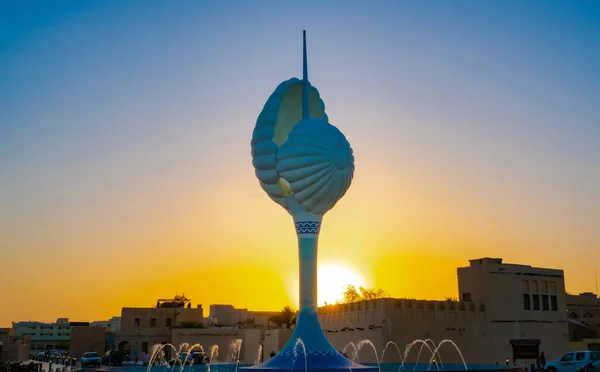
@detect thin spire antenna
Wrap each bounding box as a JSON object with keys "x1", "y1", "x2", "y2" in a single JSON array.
[
  {"x1": 302, "y1": 30, "x2": 310, "y2": 120},
  {"x1": 595, "y1": 267, "x2": 598, "y2": 297}
]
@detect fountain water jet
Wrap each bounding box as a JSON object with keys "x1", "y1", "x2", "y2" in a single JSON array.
[
  {"x1": 171, "y1": 343, "x2": 191, "y2": 372},
  {"x1": 379, "y1": 341, "x2": 403, "y2": 369},
  {"x1": 398, "y1": 340, "x2": 438, "y2": 371},
  {"x1": 292, "y1": 338, "x2": 308, "y2": 372},
  {"x1": 414, "y1": 342, "x2": 440, "y2": 371},
  {"x1": 180, "y1": 343, "x2": 204, "y2": 371},
  {"x1": 147, "y1": 343, "x2": 179, "y2": 371},
  {"x1": 342, "y1": 342, "x2": 359, "y2": 363},
  {"x1": 255, "y1": 344, "x2": 263, "y2": 365},
  {"x1": 424, "y1": 340, "x2": 443, "y2": 368},
  {"x1": 427, "y1": 340, "x2": 467, "y2": 371},
  {"x1": 356, "y1": 340, "x2": 381, "y2": 372}
]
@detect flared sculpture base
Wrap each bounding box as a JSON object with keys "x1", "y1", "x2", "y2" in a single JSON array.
[{"x1": 241, "y1": 310, "x2": 377, "y2": 372}]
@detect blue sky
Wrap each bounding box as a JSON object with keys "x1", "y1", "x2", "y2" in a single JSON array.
[{"x1": 0, "y1": 1, "x2": 599, "y2": 324}]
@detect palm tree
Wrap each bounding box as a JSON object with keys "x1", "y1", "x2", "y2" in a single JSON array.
[{"x1": 269, "y1": 306, "x2": 298, "y2": 327}]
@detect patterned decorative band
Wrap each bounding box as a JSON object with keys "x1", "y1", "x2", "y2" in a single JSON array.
[{"x1": 295, "y1": 221, "x2": 321, "y2": 235}]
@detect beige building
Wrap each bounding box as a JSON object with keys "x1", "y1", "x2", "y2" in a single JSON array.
[
  {"x1": 153, "y1": 258, "x2": 569, "y2": 367},
  {"x1": 0, "y1": 328, "x2": 29, "y2": 362},
  {"x1": 171, "y1": 328, "x2": 262, "y2": 364},
  {"x1": 70, "y1": 326, "x2": 106, "y2": 358},
  {"x1": 208, "y1": 305, "x2": 277, "y2": 327},
  {"x1": 209, "y1": 305, "x2": 247, "y2": 326},
  {"x1": 90, "y1": 316, "x2": 121, "y2": 334},
  {"x1": 115, "y1": 296, "x2": 204, "y2": 359},
  {"x1": 567, "y1": 292, "x2": 600, "y2": 342},
  {"x1": 249, "y1": 311, "x2": 279, "y2": 327},
  {"x1": 316, "y1": 258, "x2": 569, "y2": 366},
  {"x1": 12, "y1": 318, "x2": 71, "y2": 350},
  {"x1": 107, "y1": 258, "x2": 574, "y2": 366}
]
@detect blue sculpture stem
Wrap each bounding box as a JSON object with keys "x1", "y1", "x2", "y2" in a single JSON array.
[
  {"x1": 299, "y1": 235, "x2": 318, "y2": 311},
  {"x1": 241, "y1": 215, "x2": 376, "y2": 371}
]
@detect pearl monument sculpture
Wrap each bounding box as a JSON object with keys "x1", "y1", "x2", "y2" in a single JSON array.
[{"x1": 245, "y1": 31, "x2": 377, "y2": 372}]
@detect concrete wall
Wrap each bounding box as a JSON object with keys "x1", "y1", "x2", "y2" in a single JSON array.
[
  {"x1": 243, "y1": 329, "x2": 262, "y2": 364},
  {"x1": 170, "y1": 328, "x2": 259, "y2": 364},
  {"x1": 315, "y1": 295, "x2": 568, "y2": 366},
  {"x1": 263, "y1": 329, "x2": 292, "y2": 361}
]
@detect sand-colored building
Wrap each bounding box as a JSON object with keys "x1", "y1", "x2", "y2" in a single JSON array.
[
  {"x1": 209, "y1": 305, "x2": 247, "y2": 326},
  {"x1": 314, "y1": 258, "x2": 567, "y2": 366},
  {"x1": 69, "y1": 326, "x2": 106, "y2": 358},
  {"x1": 567, "y1": 292, "x2": 600, "y2": 342},
  {"x1": 208, "y1": 305, "x2": 277, "y2": 328},
  {"x1": 90, "y1": 316, "x2": 122, "y2": 334},
  {"x1": 0, "y1": 328, "x2": 29, "y2": 362},
  {"x1": 12, "y1": 318, "x2": 71, "y2": 350},
  {"x1": 109, "y1": 258, "x2": 575, "y2": 367},
  {"x1": 126, "y1": 258, "x2": 569, "y2": 368},
  {"x1": 115, "y1": 296, "x2": 204, "y2": 359}
]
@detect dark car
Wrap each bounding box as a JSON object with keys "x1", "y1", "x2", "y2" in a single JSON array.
[
  {"x1": 102, "y1": 351, "x2": 124, "y2": 366},
  {"x1": 81, "y1": 352, "x2": 102, "y2": 368},
  {"x1": 577, "y1": 361, "x2": 600, "y2": 372}
]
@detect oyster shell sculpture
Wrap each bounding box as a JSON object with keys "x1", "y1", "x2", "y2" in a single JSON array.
[{"x1": 251, "y1": 39, "x2": 354, "y2": 217}]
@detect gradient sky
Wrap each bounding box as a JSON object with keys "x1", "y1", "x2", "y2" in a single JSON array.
[{"x1": 1, "y1": 1, "x2": 599, "y2": 327}]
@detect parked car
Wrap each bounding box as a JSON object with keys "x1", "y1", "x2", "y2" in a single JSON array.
[
  {"x1": 546, "y1": 351, "x2": 600, "y2": 372},
  {"x1": 102, "y1": 351, "x2": 123, "y2": 366},
  {"x1": 577, "y1": 360, "x2": 600, "y2": 372},
  {"x1": 81, "y1": 352, "x2": 102, "y2": 368}
]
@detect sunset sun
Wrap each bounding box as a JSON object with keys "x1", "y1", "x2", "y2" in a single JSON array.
[{"x1": 317, "y1": 263, "x2": 366, "y2": 306}]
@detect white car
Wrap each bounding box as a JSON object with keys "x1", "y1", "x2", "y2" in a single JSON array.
[
  {"x1": 81, "y1": 352, "x2": 102, "y2": 368},
  {"x1": 545, "y1": 351, "x2": 600, "y2": 372}
]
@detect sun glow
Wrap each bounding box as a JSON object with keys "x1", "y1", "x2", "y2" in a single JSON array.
[{"x1": 317, "y1": 263, "x2": 366, "y2": 306}]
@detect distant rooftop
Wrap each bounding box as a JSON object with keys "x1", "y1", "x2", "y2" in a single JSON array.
[{"x1": 468, "y1": 257, "x2": 536, "y2": 268}]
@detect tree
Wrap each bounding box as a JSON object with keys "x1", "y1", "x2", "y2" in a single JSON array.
[
  {"x1": 341, "y1": 284, "x2": 361, "y2": 303},
  {"x1": 339, "y1": 284, "x2": 389, "y2": 304},
  {"x1": 269, "y1": 305, "x2": 297, "y2": 327}
]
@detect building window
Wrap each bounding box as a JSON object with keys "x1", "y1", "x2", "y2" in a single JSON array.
[
  {"x1": 522, "y1": 280, "x2": 530, "y2": 293},
  {"x1": 533, "y1": 295, "x2": 540, "y2": 310},
  {"x1": 134, "y1": 318, "x2": 140, "y2": 327},
  {"x1": 541, "y1": 281, "x2": 548, "y2": 294},
  {"x1": 551, "y1": 295, "x2": 558, "y2": 311},
  {"x1": 142, "y1": 342, "x2": 149, "y2": 353},
  {"x1": 523, "y1": 294, "x2": 531, "y2": 310},
  {"x1": 549, "y1": 281, "x2": 557, "y2": 294},
  {"x1": 532, "y1": 280, "x2": 539, "y2": 293},
  {"x1": 542, "y1": 295, "x2": 549, "y2": 311},
  {"x1": 462, "y1": 293, "x2": 471, "y2": 301},
  {"x1": 150, "y1": 318, "x2": 156, "y2": 327},
  {"x1": 166, "y1": 318, "x2": 172, "y2": 327}
]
